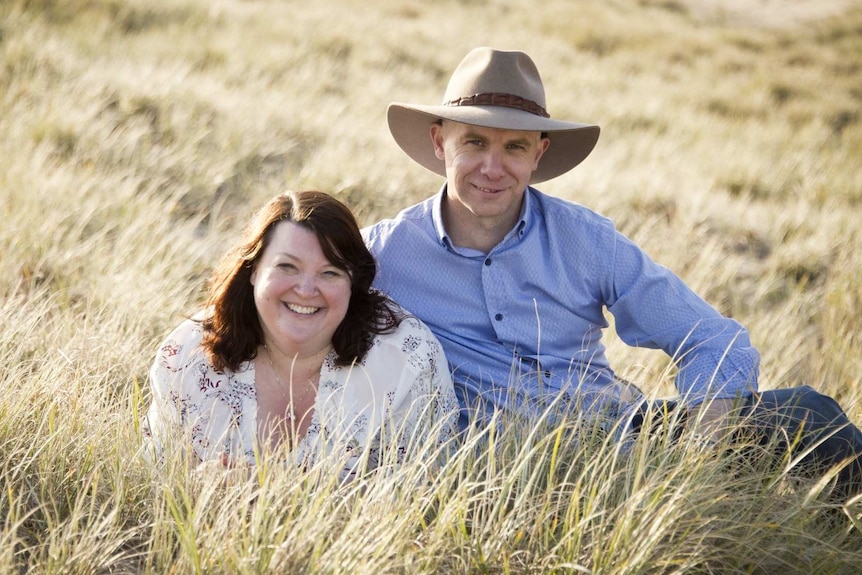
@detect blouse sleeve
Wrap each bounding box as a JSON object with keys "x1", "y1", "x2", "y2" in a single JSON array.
[
  {"x1": 141, "y1": 318, "x2": 210, "y2": 463},
  {"x1": 360, "y1": 313, "x2": 460, "y2": 461},
  {"x1": 141, "y1": 320, "x2": 248, "y2": 462}
]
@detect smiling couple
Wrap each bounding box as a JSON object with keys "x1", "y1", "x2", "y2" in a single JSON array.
[{"x1": 145, "y1": 48, "x2": 862, "y2": 503}]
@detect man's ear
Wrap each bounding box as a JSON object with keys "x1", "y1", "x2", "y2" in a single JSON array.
[
  {"x1": 533, "y1": 136, "x2": 551, "y2": 171},
  {"x1": 430, "y1": 122, "x2": 445, "y2": 160}
]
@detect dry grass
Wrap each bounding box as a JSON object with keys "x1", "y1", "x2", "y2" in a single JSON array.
[{"x1": 2, "y1": 0, "x2": 862, "y2": 572}]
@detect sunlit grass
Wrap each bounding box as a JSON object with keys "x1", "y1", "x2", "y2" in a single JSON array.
[{"x1": 2, "y1": 0, "x2": 862, "y2": 572}]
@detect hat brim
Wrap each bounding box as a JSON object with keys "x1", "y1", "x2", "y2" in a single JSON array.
[{"x1": 388, "y1": 103, "x2": 600, "y2": 184}]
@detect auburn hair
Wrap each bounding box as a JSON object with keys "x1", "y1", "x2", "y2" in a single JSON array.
[{"x1": 200, "y1": 190, "x2": 401, "y2": 372}]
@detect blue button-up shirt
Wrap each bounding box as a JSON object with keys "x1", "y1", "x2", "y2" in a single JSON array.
[{"x1": 363, "y1": 185, "x2": 759, "y2": 429}]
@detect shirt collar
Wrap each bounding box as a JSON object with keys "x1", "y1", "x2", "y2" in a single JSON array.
[
  {"x1": 431, "y1": 183, "x2": 449, "y2": 247},
  {"x1": 431, "y1": 184, "x2": 532, "y2": 249}
]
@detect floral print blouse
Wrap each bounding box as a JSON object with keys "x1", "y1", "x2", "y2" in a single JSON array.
[{"x1": 143, "y1": 310, "x2": 459, "y2": 478}]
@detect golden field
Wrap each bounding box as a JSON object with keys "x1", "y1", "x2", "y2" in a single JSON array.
[{"x1": 2, "y1": 0, "x2": 862, "y2": 572}]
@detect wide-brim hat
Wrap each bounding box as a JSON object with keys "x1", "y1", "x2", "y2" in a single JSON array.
[{"x1": 387, "y1": 47, "x2": 600, "y2": 184}]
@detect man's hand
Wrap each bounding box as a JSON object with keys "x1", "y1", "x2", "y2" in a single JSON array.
[{"x1": 688, "y1": 398, "x2": 736, "y2": 444}]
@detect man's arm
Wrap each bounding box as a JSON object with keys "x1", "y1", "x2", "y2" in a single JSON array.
[{"x1": 606, "y1": 231, "x2": 760, "y2": 407}]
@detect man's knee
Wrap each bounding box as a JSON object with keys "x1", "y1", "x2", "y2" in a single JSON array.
[
  {"x1": 755, "y1": 385, "x2": 847, "y2": 425},
  {"x1": 788, "y1": 385, "x2": 846, "y2": 421}
]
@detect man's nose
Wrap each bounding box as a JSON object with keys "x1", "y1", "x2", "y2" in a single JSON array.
[{"x1": 480, "y1": 149, "x2": 505, "y2": 179}]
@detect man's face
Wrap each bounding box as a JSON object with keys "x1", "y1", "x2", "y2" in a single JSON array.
[{"x1": 430, "y1": 120, "x2": 549, "y2": 230}]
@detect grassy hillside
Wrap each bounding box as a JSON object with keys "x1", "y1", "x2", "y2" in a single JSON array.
[{"x1": 2, "y1": 0, "x2": 862, "y2": 572}]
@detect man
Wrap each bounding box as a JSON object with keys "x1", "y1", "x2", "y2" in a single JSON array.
[{"x1": 363, "y1": 47, "x2": 862, "y2": 499}]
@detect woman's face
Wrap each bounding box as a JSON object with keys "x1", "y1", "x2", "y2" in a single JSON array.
[{"x1": 250, "y1": 221, "x2": 351, "y2": 358}]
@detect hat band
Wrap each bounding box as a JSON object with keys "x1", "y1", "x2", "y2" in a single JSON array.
[{"x1": 444, "y1": 92, "x2": 550, "y2": 118}]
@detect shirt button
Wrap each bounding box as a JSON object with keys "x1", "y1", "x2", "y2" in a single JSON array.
[
  {"x1": 484, "y1": 258, "x2": 492, "y2": 266},
  {"x1": 495, "y1": 313, "x2": 503, "y2": 321}
]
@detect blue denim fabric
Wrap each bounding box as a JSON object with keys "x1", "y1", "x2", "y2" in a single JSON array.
[
  {"x1": 745, "y1": 386, "x2": 862, "y2": 500},
  {"x1": 631, "y1": 386, "x2": 862, "y2": 500}
]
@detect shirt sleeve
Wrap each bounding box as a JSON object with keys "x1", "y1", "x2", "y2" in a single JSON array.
[
  {"x1": 606, "y1": 231, "x2": 760, "y2": 405},
  {"x1": 360, "y1": 314, "x2": 460, "y2": 461},
  {"x1": 399, "y1": 316, "x2": 461, "y2": 450},
  {"x1": 142, "y1": 318, "x2": 223, "y2": 464},
  {"x1": 141, "y1": 319, "x2": 198, "y2": 463}
]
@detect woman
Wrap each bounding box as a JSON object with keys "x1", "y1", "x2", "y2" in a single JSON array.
[{"x1": 143, "y1": 190, "x2": 459, "y2": 477}]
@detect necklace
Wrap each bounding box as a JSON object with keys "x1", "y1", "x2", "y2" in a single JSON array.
[
  {"x1": 262, "y1": 344, "x2": 325, "y2": 423},
  {"x1": 263, "y1": 344, "x2": 296, "y2": 422}
]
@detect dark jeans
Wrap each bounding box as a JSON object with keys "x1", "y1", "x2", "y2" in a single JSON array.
[{"x1": 632, "y1": 386, "x2": 862, "y2": 501}]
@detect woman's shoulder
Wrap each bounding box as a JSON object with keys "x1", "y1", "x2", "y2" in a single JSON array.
[
  {"x1": 157, "y1": 314, "x2": 204, "y2": 347},
  {"x1": 150, "y1": 311, "x2": 253, "y2": 394},
  {"x1": 373, "y1": 304, "x2": 446, "y2": 360},
  {"x1": 384, "y1": 302, "x2": 432, "y2": 335},
  {"x1": 152, "y1": 313, "x2": 210, "y2": 373}
]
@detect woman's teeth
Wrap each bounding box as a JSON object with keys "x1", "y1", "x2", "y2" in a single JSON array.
[{"x1": 287, "y1": 303, "x2": 318, "y2": 315}]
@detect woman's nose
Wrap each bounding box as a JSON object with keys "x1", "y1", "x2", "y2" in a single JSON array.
[{"x1": 294, "y1": 274, "x2": 318, "y2": 296}]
